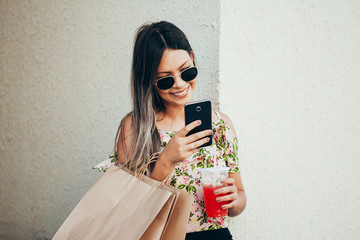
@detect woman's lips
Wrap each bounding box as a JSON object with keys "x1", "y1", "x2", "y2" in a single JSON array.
[{"x1": 171, "y1": 86, "x2": 189, "y2": 97}]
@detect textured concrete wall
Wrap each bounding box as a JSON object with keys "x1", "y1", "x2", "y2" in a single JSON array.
[
  {"x1": 220, "y1": 1, "x2": 360, "y2": 239},
  {"x1": 0, "y1": 0, "x2": 220, "y2": 239},
  {"x1": 3, "y1": 0, "x2": 359, "y2": 239}
]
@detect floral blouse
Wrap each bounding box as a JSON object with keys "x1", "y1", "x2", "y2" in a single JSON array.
[{"x1": 94, "y1": 112, "x2": 240, "y2": 233}]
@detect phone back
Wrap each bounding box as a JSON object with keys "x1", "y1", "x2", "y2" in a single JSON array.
[{"x1": 185, "y1": 100, "x2": 212, "y2": 147}]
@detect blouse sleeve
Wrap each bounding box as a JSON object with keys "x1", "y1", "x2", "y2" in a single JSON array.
[
  {"x1": 222, "y1": 122, "x2": 240, "y2": 173},
  {"x1": 93, "y1": 155, "x2": 116, "y2": 173}
]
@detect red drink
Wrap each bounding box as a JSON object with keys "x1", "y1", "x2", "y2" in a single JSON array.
[{"x1": 203, "y1": 186, "x2": 229, "y2": 217}]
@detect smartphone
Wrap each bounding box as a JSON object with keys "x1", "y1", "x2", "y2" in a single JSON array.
[{"x1": 185, "y1": 100, "x2": 212, "y2": 147}]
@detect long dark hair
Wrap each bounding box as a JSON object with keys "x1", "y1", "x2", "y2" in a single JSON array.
[{"x1": 114, "y1": 21, "x2": 195, "y2": 172}]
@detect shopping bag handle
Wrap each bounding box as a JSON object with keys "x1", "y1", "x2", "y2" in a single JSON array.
[{"x1": 137, "y1": 153, "x2": 174, "y2": 188}]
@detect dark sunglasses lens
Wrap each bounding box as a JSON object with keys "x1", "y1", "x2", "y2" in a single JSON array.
[
  {"x1": 181, "y1": 67, "x2": 198, "y2": 82},
  {"x1": 157, "y1": 77, "x2": 174, "y2": 90}
]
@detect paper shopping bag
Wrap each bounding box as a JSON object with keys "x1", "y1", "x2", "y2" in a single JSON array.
[
  {"x1": 53, "y1": 166, "x2": 192, "y2": 240},
  {"x1": 140, "y1": 173, "x2": 193, "y2": 240}
]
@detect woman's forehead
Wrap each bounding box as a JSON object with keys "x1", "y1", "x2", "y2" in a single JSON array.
[{"x1": 157, "y1": 49, "x2": 191, "y2": 72}]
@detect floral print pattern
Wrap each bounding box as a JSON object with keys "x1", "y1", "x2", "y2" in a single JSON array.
[
  {"x1": 93, "y1": 155, "x2": 116, "y2": 173},
  {"x1": 159, "y1": 115, "x2": 239, "y2": 233},
  {"x1": 94, "y1": 112, "x2": 240, "y2": 233}
]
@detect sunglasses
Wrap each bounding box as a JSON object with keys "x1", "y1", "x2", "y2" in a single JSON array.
[{"x1": 155, "y1": 66, "x2": 198, "y2": 90}]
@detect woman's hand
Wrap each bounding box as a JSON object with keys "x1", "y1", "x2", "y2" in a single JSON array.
[
  {"x1": 151, "y1": 120, "x2": 212, "y2": 181},
  {"x1": 159, "y1": 120, "x2": 212, "y2": 166},
  {"x1": 214, "y1": 173, "x2": 247, "y2": 217},
  {"x1": 214, "y1": 178, "x2": 239, "y2": 210}
]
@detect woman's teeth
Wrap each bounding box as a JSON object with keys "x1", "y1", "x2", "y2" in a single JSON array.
[{"x1": 173, "y1": 87, "x2": 188, "y2": 96}]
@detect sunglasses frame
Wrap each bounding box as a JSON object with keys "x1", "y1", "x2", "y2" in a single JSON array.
[{"x1": 155, "y1": 66, "x2": 198, "y2": 90}]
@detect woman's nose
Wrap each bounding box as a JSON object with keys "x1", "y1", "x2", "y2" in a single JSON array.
[{"x1": 172, "y1": 74, "x2": 187, "y2": 88}]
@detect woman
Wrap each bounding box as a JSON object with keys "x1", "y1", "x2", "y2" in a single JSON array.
[{"x1": 96, "y1": 21, "x2": 246, "y2": 240}]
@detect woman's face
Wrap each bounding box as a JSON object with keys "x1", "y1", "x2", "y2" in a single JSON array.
[{"x1": 155, "y1": 49, "x2": 196, "y2": 109}]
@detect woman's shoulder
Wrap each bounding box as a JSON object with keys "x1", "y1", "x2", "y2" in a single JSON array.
[
  {"x1": 212, "y1": 110, "x2": 237, "y2": 135},
  {"x1": 121, "y1": 112, "x2": 134, "y2": 131}
]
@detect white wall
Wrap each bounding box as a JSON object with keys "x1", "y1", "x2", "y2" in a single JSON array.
[
  {"x1": 220, "y1": 1, "x2": 360, "y2": 239},
  {"x1": 0, "y1": 1, "x2": 220, "y2": 239},
  {"x1": 2, "y1": 0, "x2": 359, "y2": 239}
]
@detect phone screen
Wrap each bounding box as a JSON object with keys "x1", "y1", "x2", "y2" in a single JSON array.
[{"x1": 185, "y1": 100, "x2": 212, "y2": 147}]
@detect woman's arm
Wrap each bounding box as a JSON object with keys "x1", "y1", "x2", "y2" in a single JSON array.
[
  {"x1": 215, "y1": 112, "x2": 247, "y2": 217},
  {"x1": 116, "y1": 115, "x2": 134, "y2": 165},
  {"x1": 150, "y1": 153, "x2": 176, "y2": 181},
  {"x1": 220, "y1": 172, "x2": 247, "y2": 217},
  {"x1": 118, "y1": 117, "x2": 211, "y2": 181}
]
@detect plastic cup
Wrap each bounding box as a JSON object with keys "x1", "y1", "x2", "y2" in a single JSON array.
[{"x1": 199, "y1": 167, "x2": 230, "y2": 217}]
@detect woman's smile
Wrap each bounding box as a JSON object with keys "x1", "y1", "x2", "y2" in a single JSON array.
[{"x1": 171, "y1": 85, "x2": 190, "y2": 97}]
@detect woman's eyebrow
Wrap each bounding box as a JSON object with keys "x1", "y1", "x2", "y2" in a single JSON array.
[{"x1": 157, "y1": 60, "x2": 190, "y2": 74}]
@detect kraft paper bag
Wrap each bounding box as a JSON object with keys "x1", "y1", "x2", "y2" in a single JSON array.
[
  {"x1": 140, "y1": 176, "x2": 193, "y2": 240},
  {"x1": 53, "y1": 166, "x2": 193, "y2": 240}
]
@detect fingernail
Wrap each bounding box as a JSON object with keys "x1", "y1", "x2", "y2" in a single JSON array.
[
  {"x1": 216, "y1": 197, "x2": 220, "y2": 202},
  {"x1": 206, "y1": 137, "x2": 210, "y2": 142},
  {"x1": 222, "y1": 205, "x2": 226, "y2": 209},
  {"x1": 214, "y1": 190, "x2": 218, "y2": 194},
  {"x1": 197, "y1": 120, "x2": 202, "y2": 125}
]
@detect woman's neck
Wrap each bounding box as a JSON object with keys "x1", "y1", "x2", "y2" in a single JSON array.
[{"x1": 157, "y1": 104, "x2": 186, "y2": 131}]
